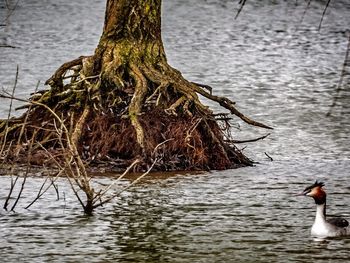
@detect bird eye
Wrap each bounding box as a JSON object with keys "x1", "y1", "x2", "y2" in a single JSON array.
[{"x1": 303, "y1": 188, "x2": 312, "y2": 195}]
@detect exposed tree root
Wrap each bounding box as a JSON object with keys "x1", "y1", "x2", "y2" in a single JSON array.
[{"x1": 0, "y1": 39, "x2": 271, "y2": 173}]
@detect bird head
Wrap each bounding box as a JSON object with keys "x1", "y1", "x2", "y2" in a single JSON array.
[{"x1": 300, "y1": 181, "x2": 326, "y2": 205}]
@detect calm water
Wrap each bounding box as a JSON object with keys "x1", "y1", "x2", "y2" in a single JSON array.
[{"x1": 1, "y1": 0, "x2": 350, "y2": 262}]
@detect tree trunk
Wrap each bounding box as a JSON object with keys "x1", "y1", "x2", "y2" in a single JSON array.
[
  {"x1": 1, "y1": 0, "x2": 272, "y2": 172},
  {"x1": 85, "y1": 0, "x2": 169, "y2": 152}
]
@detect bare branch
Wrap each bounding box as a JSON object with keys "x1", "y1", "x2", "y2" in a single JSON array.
[
  {"x1": 235, "y1": 0, "x2": 248, "y2": 20},
  {"x1": 2, "y1": 0, "x2": 21, "y2": 24},
  {"x1": 93, "y1": 158, "x2": 140, "y2": 202},
  {"x1": 318, "y1": 0, "x2": 331, "y2": 31},
  {"x1": 0, "y1": 44, "x2": 16, "y2": 48},
  {"x1": 327, "y1": 32, "x2": 350, "y2": 116},
  {"x1": 302, "y1": 0, "x2": 312, "y2": 23},
  {"x1": 25, "y1": 144, "x2": 65, "y2": 209},
  {"x1": 93, "y1": 158, "x2": 158, "y2": 209},
  {"x1": 0, "y1": 65, "x2": 18, "y2": 157},
  {"x1": 265, "y1": 152, "x2": 273, "y2": 161},
  {"x1": 227, "y1": 133, "x2": 270, "y2": 144},
  {"x1": 192, "y1": 83, "x2": 273, "y2": 129},
  {"x1": 10, "y1": 131, "x2": 37, "y2": 211},
  {"x1": 3, "y1": 172, "x2": 19, "y2": 210}
]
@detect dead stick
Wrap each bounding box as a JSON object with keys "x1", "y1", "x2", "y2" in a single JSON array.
[
  {"x1": 92, "y1": 158, "x2": 140, "y2": 202},
  {"x1": 265, "y1": 152, "x2": 273, "y2": 161},
  {"x1": 93, "y1": 158, "x2": 158, "y2": 209},
  {"x1": 228, "y1": 133, "x2": 270, "y2": 144},
  {"x1": 10, "y1": 131, "x2": 37, "y2": 211},
  {"x1": 15, "y1": 81, "x2": 40, "y2": 155},
  {"x1": 3, "y1": 172, "x2": 18, "y2": 210},
  {"x1": 235, "y1": 0, "x2": 248, "y2": 20},
  {"x1": 192, "y1": 83, "x2": 273, "y2": 129},
  {"x1": 0, "y1": 65, "x2": 18, "y2": 156},
  {"x1": 327, "y1": 32, "x2": 350, "y2": 116},
  {"x1": 318, "y1": 0, "x2": 331, "y2": 31}
]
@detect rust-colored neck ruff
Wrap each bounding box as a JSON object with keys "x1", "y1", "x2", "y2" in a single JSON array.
[{"x1": 312, "y1": 187, "x2": 327, "y2": 205}]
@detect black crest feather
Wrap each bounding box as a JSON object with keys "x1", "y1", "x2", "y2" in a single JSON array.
[
  {"x1": 313, "y1": 180, "x2": 325, "y2": 188},
  {"x1": 303, "y1": 180, "x2": 325, "y2": 194}
]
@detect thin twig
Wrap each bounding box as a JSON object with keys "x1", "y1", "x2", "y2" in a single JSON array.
[
  {"x1": 25, "y1": 171, "x2": 62, "y2": 209},
  {"x1": 16, "y1": 81, "x2": 40, "y2": 154},
  {"x1": 25, "y1": 175, "x2": 50, "y2": 209},
  {"x1": 0, "y1": 91, "x2": 92, "y2": 211},
  {"x1": 2, "y1": 67, "x2": 20, "y2": 211},
  {"x1": 10, "y1": 131, "x2": 37, "y2": 211},
  {"x1": 265, "y1": 152, "x2": 273, "y2": 161},
  {"x1": 93, "y1": 159, "x2": 140, "y2": 202},
  {"x1": 93, "y1": 139, "x2": 171, "y2": 208},
  {"x1": 192, "y1": 83, "x2": 273, "y2": 129},
  {"x1": 299, "y1": 0, "x2": 312, "y2": 25},
  {"x1": 25, "y1": 143, "x2": 65, "y2": 209},
  {"x1": 93, "y1": 158, "x2": 158, "y2": 209},
  {"x1": 2, "y1": 0, "x2": 21, "y2": 24},
  {"x1": 0, "y1": 44, "x2": 16, "y2": 48},
  {"x1": 235, "y1": 0, "x2": 247, "y2": 20},
  {"x1": 327, "y1": 32, "x2": 350, "y2": 116},
  {"x1": 0, "y1": 65, "x2": 19, "y2": 157},
  {"x1": 318, "y1": 0, "x2": 331, "y2": 31},
  {"x1": 66, "y1": 174, "x2": 86, "y2": 210},
  {"x1": 228, "y1": 133, "x2": 270, "y2": 144},
  {"x1": 51, "y1": 179, "x2": 60, "y2": 201},
  {"x1": 56, "y1": 134, "x2": 86, "y2": 210},
  {"x1": 152, "y1": 138, "x2": 174, "y2": 156},
  {"x1": 53, "y1": 116, "x2": 93, "y2": 212},
  {"x1": 3, "y1": 172, "x2": 19, "y2": 210}
]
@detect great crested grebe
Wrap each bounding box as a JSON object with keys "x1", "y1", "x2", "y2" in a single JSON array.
[{"x1": 300, "y1": 181, "x2": 350, "y2": 237}]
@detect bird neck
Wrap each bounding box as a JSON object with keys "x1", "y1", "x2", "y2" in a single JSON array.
[
  {"x1": 315, "y1": 202, "x2": 327, "y2": 223},
  {"x1": 313, "y1": 188, "x2": 326, "y2": 205}
]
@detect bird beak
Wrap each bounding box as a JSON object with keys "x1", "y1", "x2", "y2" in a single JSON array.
[{"x1": 294, "y1": 192, "x2": 305, "y2": 196}]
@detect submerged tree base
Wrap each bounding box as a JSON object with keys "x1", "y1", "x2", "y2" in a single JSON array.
[
  {"x1": 1, "y1": 112, "x2": 252, "y2": 172},
  {"x1": 0, "y1": 69, "x2": 253, "y2": 172},
  {"x1": 0, "y1": 47, "x2": 270, "y2": 172}
]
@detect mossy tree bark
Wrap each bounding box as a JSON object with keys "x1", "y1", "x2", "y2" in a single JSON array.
[{"x1": 1, "y1": 0, "x2": 271, "y2": 171}]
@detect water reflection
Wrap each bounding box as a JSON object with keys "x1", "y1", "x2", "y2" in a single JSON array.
[{"x1": 1, "y1": 159, "x2": 350, "y2": 262}]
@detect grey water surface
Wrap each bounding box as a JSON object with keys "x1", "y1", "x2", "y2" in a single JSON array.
[{"x1": 1, "y1": 0, "x2": 350, "y2": 262}]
